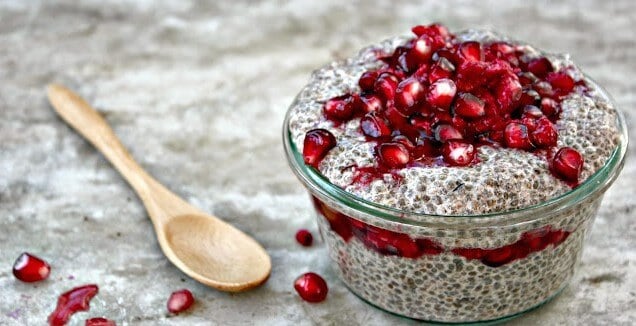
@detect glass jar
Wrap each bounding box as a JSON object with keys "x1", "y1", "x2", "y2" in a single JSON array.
[{"x1": 282, "y1": 78, "x2": 628, "y2": 323}]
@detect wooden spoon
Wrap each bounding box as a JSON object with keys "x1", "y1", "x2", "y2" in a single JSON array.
[{"x1": 46, "y1": 83, "x2": 271, "y2": 292}]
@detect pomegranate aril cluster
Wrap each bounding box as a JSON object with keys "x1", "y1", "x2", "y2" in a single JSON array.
[
  {"x1": 311, "y1": 196, "x2": 570, "y2": 267},
  {"x1": 302, "y1": 23, "x2": 586, "y2": 185}
]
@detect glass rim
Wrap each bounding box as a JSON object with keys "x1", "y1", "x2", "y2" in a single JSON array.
[{"x1": 283, "y1": 76, "x2": 629, "y2": 227}]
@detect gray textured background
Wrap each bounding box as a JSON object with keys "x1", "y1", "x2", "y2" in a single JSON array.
[{"x1": 0, "y1": 1, "x2": 634, "y2": 325}]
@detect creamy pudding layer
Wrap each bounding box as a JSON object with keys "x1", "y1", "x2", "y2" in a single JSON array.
[{"x1": 288, "y1": 29, "x2": 619, "y2": 216}]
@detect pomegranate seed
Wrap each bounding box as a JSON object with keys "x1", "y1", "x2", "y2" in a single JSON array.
[
  {"x1": 394, "y1": 77, "x2": 424, "y2": 110},
  {"x1": 412, "y1": 23, "x2": 449, "y2": 39},
  {"x1": 522, "y1": 105, "x2": 544, "y2": 119},
  {"x1": 482, "y1": 246, "x2": 514, "y2": 267},
  {"x1": 312, "y1": 197, "x2": 353, "y2": 241},
  {"x1": 295, "y1": 229, "x2": 313, "y2": 246},
  {"x1": 454, "y1": 93, "x2": 485, "y2": 119},
  {"x1": 303, "y1": 129, "x2": 336, "y2": 168},
  {"x1": 409, "y1": 35, "x2": 434, "y2": 64},
  {"x1": 455, "y1": 60, "x2": 488, "y2": 92},
  {"x1": 488, "y1": 42, "x2": 515, "y2": 56},
  {"x1": 85, "y1": 318, "x2": 116, "y2": 326},
  {"x1": 426, "y1": 78, "x2": 456, "y2": 109},
  {"x1": 540, "y1": 97, "x2": 559, "y2": 117},
  {"x1": 504, "y1": 122, "x2": 533, "y2": 150},
  {"x1": 534, "y1": 80, "x2": 555, "y2": 98},
  {"x1": 527, "y1": 57, "x2": 553, "y2": 78},
  {"x1": 457, "y1": 41, "x2": 482, "y2": 62},
  {"x1": 358, "y1": 71, "x2": 378, "y2": 92},
  {"x1": 495, "y1": 75, "x2": 522, "y2": 114},
  {"x1": 531, "y1": 117, "x2": 558, "y2": 148},
  {"x1": 434, "y1": 124, "x2": 463, "y2": 142},
  {"x1": 378, "y1": 143, "x2": 410, "y2": 168},
  {"x1": 410, "y1": 115, "x2": 433, "y2": 135},
  {"x1": 517, "y1": 72, "x2": 538, "y2": 86},
  {"x1": 388, "y1": 235, "x2": 422, "y2": 258},
  {"x1": 12, "y1": 252, "x2": 50, "y2": 282},
  {"x1": 294, "y1": 272, "x2": 328, "y2": 303},
  {"x1": 546, "y1": 72, "x2": 575, "y2": 93},
  {"x1": 416, "y1": 238, "x2": 444, "y2": 255},
  {"x1": 433, "y1": 49, "x2": 457, "y2": 65},
  {"x1": 360, "y1": 113, "x2": 391, "y2": 138},
  {"x1": 374, "y1": 72, "x2": 399, "y2": 100},
  {"x1": 167, "y1": 289, "x2": 195, "y2": 314},
  {"x1": 323, "y1": 95, "x2": 354, "y2": 121},
  {"x1": 357, "y1": 94, "x2": 383, "y2": 113},
  {"x1": 518, "y1": 89, "x2": 540, "y2": 107},
  {"x1": 48, "y1": 284, "x2": 99, "y2": 326},
  {"x1": 392, "y1": 135, "x2": 415, "y2": 151},
  {"x1": 551, "y1": 147, "x2": 584, "y2": 182},
  {"x1": 442, "y1": 141, "x2": 475, "y2": 166},
  {"x1": 428, "y1": 57, "x2": 455, "y2": 83}
]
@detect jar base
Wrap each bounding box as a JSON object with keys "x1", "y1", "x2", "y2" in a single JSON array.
[{"x1": 342, "y1": 280, "x2": 569, "y2": 325}]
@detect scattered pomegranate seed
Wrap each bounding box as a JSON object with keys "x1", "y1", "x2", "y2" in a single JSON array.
[
  {"x1": 302, "y1": 129, "x2": 336, "y2": 168},
  {"x1": 426, "y1": 78, "x2": 456, "y2": 109},
  {"x1": 295, "y1": 229, "x2": 313, "y2": 246},
  {"x1": 12, "y1": 252, "x2": 50, "y2": 282},
  {"x1": 504, "y1": 122, "x2": 533, "y2": 150},
  {"x1": 85, "y1": 317, "x2": 116, "y2": 326},
  {"x1": 454, "y1": 93, "x2": 485, "y2": 119},
  {"x1": 551, "y1": 147, "x2": 584, "y2": 182},
  {"x1": 378, "y1": 143, "x2": 410, "y2": 168},
  {"x1": 442, "y1": 141, "x2": 475, "y2": 166},
  {"x1": 48, "y1": 284, "x2": 99, "y2": 326},
  {"x1": 167, "y1": 289, "x2": 195, "y2": 314},
  {"x1": 294, "y1": 272, "x2": 328, "y2": 303}
]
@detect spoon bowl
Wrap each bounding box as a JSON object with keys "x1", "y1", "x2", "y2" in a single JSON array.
[
  {"x1": 162, "y1": 214, "x2": 271, "y2": 289},
  {"x1": 47, "y1": 83, "x2": 271, "y2": 292}
]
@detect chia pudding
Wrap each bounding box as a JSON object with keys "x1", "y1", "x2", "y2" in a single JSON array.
[{"x1": 283, "y1": 24, "x2": 627, "y2": 323}]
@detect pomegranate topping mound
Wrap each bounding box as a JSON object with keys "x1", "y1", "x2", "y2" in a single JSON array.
[
  {"x1": 305, "y1": 23, "x2": 586, "y2": 183},
  {"x1": 289, "y1": 24, "x2": 620, "y2": 215}
]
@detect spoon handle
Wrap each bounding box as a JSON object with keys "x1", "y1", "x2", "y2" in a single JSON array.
[{"x1": 46, "y1": 83, "x2": 190, "y2": 223}]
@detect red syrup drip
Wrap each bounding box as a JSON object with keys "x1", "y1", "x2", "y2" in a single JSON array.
[
  {"x1": 312, "y1": 196, "x2": 571, "y2": 267},
  {"x1": 48, "y1": 284, "x2": 99, "y2": 326}
]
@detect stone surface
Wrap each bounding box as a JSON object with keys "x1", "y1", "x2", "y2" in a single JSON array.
[{"x1": 0, "y1": 1, "x2": 633, "y2": 325}]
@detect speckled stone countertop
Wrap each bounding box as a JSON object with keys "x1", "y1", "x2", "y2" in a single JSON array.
[{"x1": 0, "y1": 1, "x2": 634, "y2": 325}]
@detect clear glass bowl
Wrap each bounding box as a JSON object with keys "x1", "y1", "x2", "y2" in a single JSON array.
[{"x1": 282, "y1": 78, "x2": 628, "y2": 324}]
